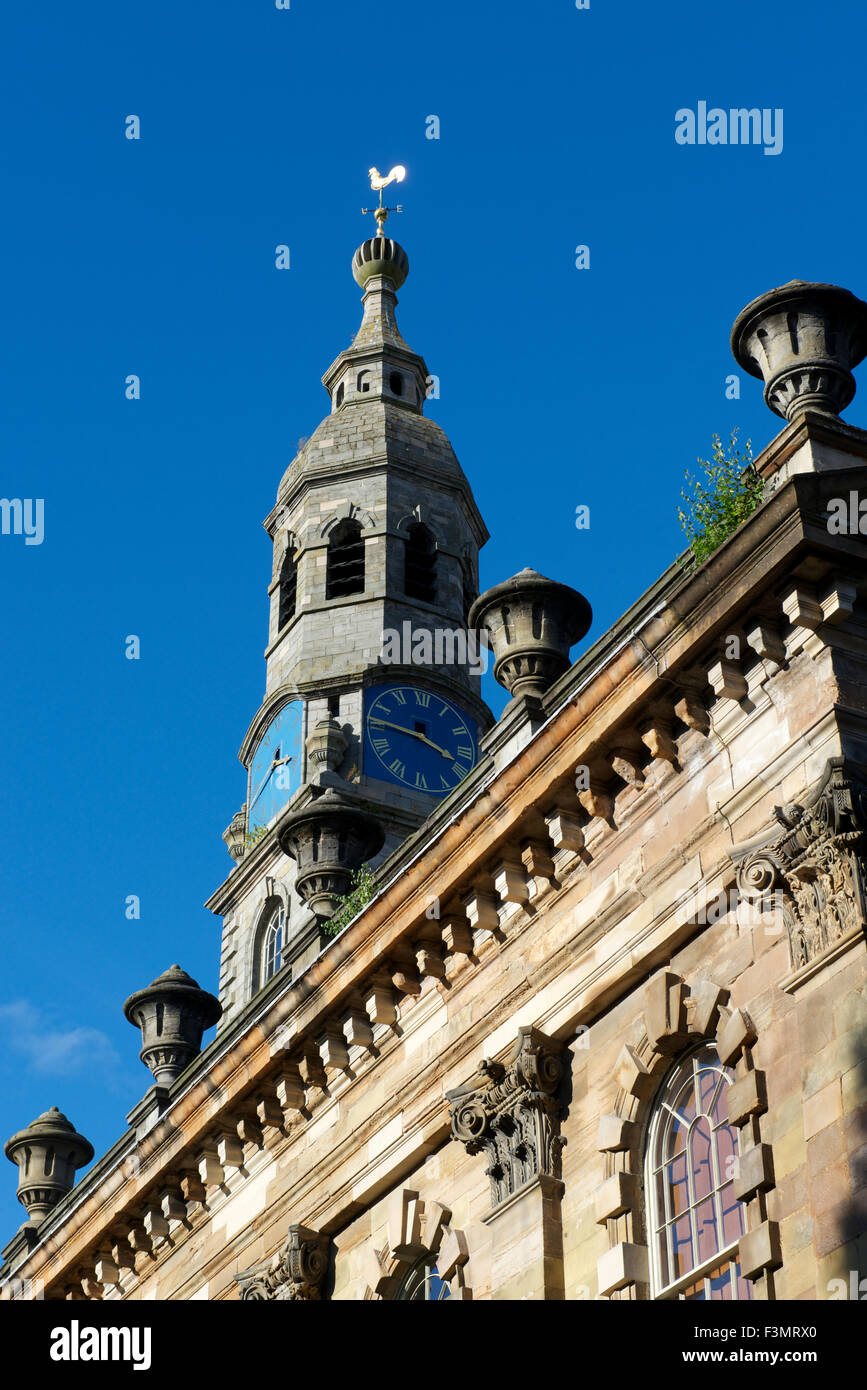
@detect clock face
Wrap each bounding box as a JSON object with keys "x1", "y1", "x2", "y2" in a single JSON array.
[
  {"x1": 363, "y1": 684, "x2": 477, "y2": 795},
  {"x1": 248, "y1": 701, "x2": 303, "y2": 832}
]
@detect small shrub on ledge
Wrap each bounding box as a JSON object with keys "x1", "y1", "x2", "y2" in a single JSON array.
[
  {"x1": 677, "y1": 429, "x2": 764, "y2": 568},
  {"x1": 323, "y1": 865, "x2": 378, "y2": 938}
]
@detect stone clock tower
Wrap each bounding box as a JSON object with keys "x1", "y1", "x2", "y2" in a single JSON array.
[{"x1": 207, "y1": 211, "x2": 491, "y2": 1027}]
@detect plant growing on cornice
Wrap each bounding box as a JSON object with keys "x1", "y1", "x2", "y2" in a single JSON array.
[
  {"x1": 322, "y1": 865, "x2": 378, "y2": 938},
  {"x1": 245, "y1": 824, "x2": 269, "y2": 848},
  {"x1": 677, "y1": 429, "x2": 764, "y2": 568}
]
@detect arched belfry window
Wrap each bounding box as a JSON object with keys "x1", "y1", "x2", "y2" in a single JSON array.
[
  {"x1": 645, "y1": 1045, "x2": 751, "y2": 1300},
  {"x1": 404, "y1": 522, "x2": 437, "y2": 603},
  {"x1": 326, "y1": 519, "x2": 365, "y2": 599},
  {"x1": 261, "y1": 902, "x2": 285, "y2": 985},
  {"x1": 397, "y1": 1256, "x2": 451, "y2": 1301},
  {"x1": 278, "y1": 547, "x2": 298, "y2": 629}
]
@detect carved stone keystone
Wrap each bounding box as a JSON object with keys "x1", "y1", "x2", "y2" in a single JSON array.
[
  {"x1": 124, "y1": 965, "x2": 222, "y2": 1086},
  {"x1": 4, "y1": 1108, "x2": 94, "y2": 1226},
  {"x1": 447, "y1": 1027, "x2": 567, "y2": 1209}
]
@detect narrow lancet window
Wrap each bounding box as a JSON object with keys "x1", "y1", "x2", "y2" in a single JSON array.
[
  {"x1": 404, "y1": 522, "x2": 436, "y2": 603},
  {"x1": 326, "y1": 519, "x2": 365, "y2": 599}
]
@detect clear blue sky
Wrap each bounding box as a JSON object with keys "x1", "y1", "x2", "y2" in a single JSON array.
[{"x1": 2, "y1": 0, "x2": 865, "y2": 1236}]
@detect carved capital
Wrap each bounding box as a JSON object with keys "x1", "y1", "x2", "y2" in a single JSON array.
[
  {"x1": 446, "y1": 1027, "x2": 567, "y2": 1209},
  {"x1": 236, "y1": 1225, "x2": 330, "y2": 1302},
  {"x1": 730, "y1": 757, "x2": 867, "y2": 974}
]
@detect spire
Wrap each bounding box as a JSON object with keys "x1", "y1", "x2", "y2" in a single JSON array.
[{"x1": 321, "y1": 164, "x2": 428, "y2": 413}]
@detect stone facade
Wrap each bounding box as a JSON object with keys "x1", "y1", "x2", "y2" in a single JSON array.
[{"x1": 2, "y1": 270, "x2": 866, "y2": 1303}]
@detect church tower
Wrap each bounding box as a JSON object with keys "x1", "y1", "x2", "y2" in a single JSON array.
[{"x1": 207, "y1": 196, "x2": 491, "y2": 1027}]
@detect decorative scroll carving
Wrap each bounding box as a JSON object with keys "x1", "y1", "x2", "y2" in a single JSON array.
[
  {"x1": 731, "y1": 758, "x2": 867, "y2": 972},
  {"x1": 236, "y1": 1225, "x2": 329, "y2": 1301},
  {"x1": 446, "y1": 1026, "x2": 566, "y2": 1209}
]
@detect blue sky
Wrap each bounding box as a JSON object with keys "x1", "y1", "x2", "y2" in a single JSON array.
[{"x1": 2, "y1": 0, "x2": 866, "y2": 1236}]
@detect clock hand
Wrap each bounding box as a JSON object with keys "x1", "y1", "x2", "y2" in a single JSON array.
[
  {"x1": 369, "y1": 717, "x2": 455, "y2": 761},
  {"x1": 248, "y1": 755, "x2": 293, "y2": 811}
]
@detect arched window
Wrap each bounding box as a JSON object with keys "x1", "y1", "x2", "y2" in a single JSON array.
[
  {"x1": 404, "y1": 522, "x2": 436, "y2": 603},
  {"x1": 645, "y1": 1045, "x2": 751, "y2": 1300},
  {"x1": 397, "y1": 1256, "x2": 451, "y2": 1301},
  {"x1": 389, "y1": 371, "x2": 403, "y2": 396},
  {"x1": 261, "y1": 903, "x2": 285, "y2": 985},
  {"x1": 278, "y1": 547, "x2": 297, "y2": 629},
  {"x1": 335, "y1": 382, "x2": 345, "y2": 408},
  {"x1": 326, "y1": 519, "x2": 365, "y2": 599}
]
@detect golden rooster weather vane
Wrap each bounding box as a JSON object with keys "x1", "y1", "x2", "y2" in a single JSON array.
[{"x1": 362, "y1": 164, "x2": 406, "y2": 237}]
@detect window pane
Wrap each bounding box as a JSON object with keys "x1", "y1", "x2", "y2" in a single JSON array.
[{"x1": 647, "y1": 1046, "x2": 752, "y2": 1300}]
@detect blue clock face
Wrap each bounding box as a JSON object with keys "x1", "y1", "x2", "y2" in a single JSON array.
[
  {"x1": 363, "y1": 684, "x2": 477, "y2": 795},
  {"x1": 248, "y1": 702, "x2": 303, "y2": 832}
]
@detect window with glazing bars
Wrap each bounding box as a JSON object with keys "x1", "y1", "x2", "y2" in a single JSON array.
[{"x1": 326, "y1": 519, "x2": 365, "y2": 599}]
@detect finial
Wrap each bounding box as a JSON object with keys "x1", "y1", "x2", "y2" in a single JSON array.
[{"x1": 362, "y1": 164, "x2": 406, "y2": 237}]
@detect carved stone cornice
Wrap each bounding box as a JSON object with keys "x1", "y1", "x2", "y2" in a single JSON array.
[
  {"x1": 446, "y1": 1027, "x2": 567, "y2": 1209},
  {"x1": 235, "y1": 1225, "x2": 329, "y2": 1301},
  {"x1": 730, "y1": 757, "x2": 867, "y2": 978}
]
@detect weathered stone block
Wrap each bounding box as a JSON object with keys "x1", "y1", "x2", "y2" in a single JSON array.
[
  {"x1": 739, "y1": 1220, "x2": 782, "y2": 1280},
  {"x1": 594, "y1": 1171, "x2": 637, "y2": 1225},
  {"x1": 726, "y1": 1070, "x2": 768, "y2": 1127},
  {"x1": 596, "y1": 1241, "x2": 649, "y2": 1296}
]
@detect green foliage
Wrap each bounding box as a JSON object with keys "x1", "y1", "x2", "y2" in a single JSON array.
[
  {"x1": 322, "y1": 865, "x2": 379, "y2": 938},
  {"x1": 245, "y1": 824, "x2": 269, "y2": 847},
  {"x1": 677, "y1": 430, "x2": 765, "y2": 568}
]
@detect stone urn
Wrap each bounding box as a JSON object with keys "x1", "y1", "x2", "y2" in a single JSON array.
[
  {"x1": 4, "y1": 1107, "x2": 94, "y2": 1225},
  {"x1": 731, "y1": 279, "x2": 867, "y2": 420},
  {"x1": 277, "y1": 788, "x2": 384, "y2": 919},
  {"x1": 469, "y1": 568, "x2": 592, "y2": 701},
  {"x1": 124, "y1": 965, "x2": 222, "y2": 1086},
  {"x1": 222, "y1": 804, "x2": 247, "y2": 862},
  {"x1": 306, "y1": 717, "x2": 348, "y2": 783}
]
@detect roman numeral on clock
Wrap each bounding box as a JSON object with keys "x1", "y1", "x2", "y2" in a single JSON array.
[
  {"x1": 373, "y1": 737, "x2": 389, "y2": 753},
  {"x1": 456, "y1": 746, "x2": 472, "y2": 760},
  {"x1": 414, "y1": 690, "x2": 431, "y2": 707},
  {"x1": 392, "y1": 689, "x2": 407, "y2": 705},
  {"x1": 414, "y1": 772, "x2": 428, "y2": 789},
  {"x1": 389, "y1": 759, "x2": 406, "y2": 777}
]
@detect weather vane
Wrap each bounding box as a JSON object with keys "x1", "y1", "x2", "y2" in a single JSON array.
[{"x1": 362, "y1": 164, "x2": 406, "y2": 237}]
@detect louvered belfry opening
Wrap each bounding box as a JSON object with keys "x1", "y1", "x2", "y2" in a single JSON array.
[
  {"x1": 404, "y1": 522, "x2": 437, "y2": 603},
  {"x1": 278, "y1": 548, "x2": 298, "y2": 628},
  {"x1": 326, "y1": 519, "x2": 365, "y2": 600}
]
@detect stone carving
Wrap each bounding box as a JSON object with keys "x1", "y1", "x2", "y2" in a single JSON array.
[
  {"x1": 222, "y1": 805, "x2": 247, "y2": 863},
  {"x1": 731, "y1": 758, "x2": 867, "y2": 972},
  {"x1": 124, "y1": 966, "x2": 222, "y2": 1086},
  {"x1": 236, "y1": 1225, "x2": 329, "y2": 1301},
  {"x1": 277, "y1": 788, "x2": 384, "y2": 919},
  {"x1": 469, "y1": 569, "x2": 591, "y2": 701},
  {"x1": 447, "y1": 1027, "x2": 566, "y2": 1208},
  {"x1": 731, "y1": 279, "x2": 867, "y2": 420},
  {"x1": 4, "y1": 1108, "x2": 93, "y2": 1227}
]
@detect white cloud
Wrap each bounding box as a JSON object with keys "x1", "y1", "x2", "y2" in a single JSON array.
[{"x1": 0, "y1": 1000, "x2": 122, "y2": 1077}]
